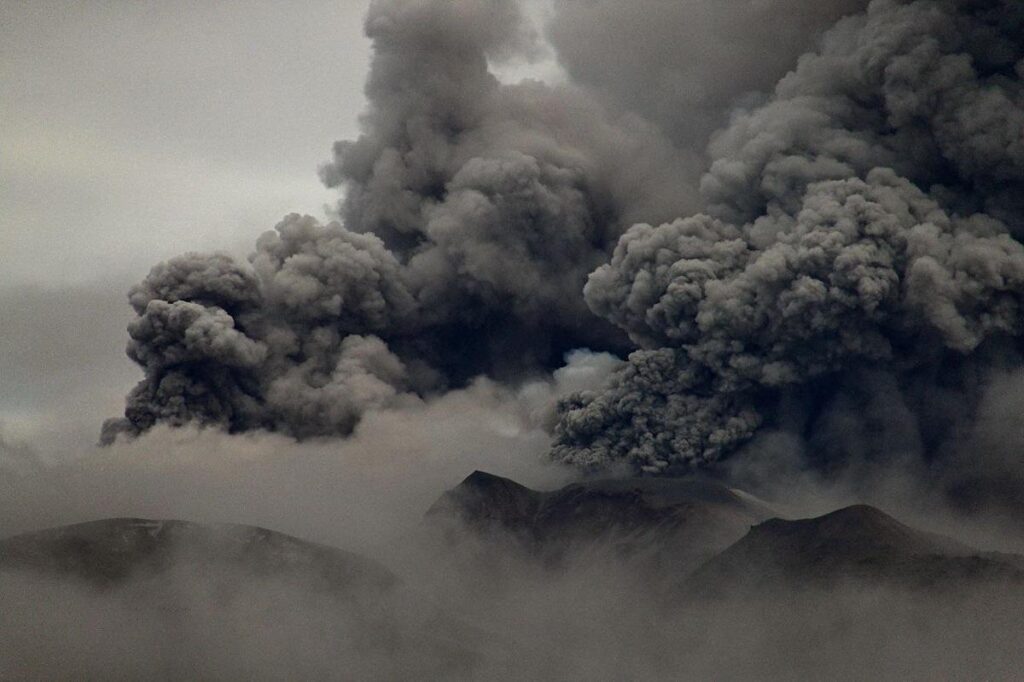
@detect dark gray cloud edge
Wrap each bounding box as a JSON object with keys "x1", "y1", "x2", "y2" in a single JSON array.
[
  {"x1": 545, "y1": 0, "x2": 869, "y2": 149},
  {"x1": 104, "y1": 0, "x2": 1024, "y2": 495},
  {"x1": 100, "y1": 0, "x2": 694, "y2": 444},
  {"x1": 553, "y1": 0, "x2": 1024, "y2": 475}
]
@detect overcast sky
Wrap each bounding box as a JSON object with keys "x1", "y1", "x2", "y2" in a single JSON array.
[
  {"x1": 2, "y1": 1, "x2": 375, "y2": 286},
  {"x1": 1, "y1": 1, "x2": 373, "y2": 454}
]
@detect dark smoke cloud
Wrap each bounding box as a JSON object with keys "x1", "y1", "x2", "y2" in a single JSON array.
[
  {"x1": 552, "y1": 0, "x2": 1024, "y2": 474},
  {"x1": 103, "y1": 0, "x2": 693, "y2": 443},
  {"x1": 546, "y1": 0, "x2": 869, "y2": 148},
  {"x1": 104, "y1": 0, "x2": 1024, "y2": 503}
]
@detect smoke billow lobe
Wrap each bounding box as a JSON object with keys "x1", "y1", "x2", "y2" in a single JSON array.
[
  {"x1": 105, "y1": 0, "x2": 1024, "y2": 495},
  {"x1": 552, "y1": 0, "x2": 1024, "y2": 474},
  {"x1": 102, "y1": 0, "x2": 691, "y2": 443},
  {"x1": 545, "y1": 0, "x2": 870, "y2": 149}
]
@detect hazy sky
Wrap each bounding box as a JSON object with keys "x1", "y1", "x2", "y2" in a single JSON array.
[
  {"x1": 1, "y1": 1, "x2": 372, "y2": 452},
  {"x1": 2, "y1": 0, "x2": 374, "y2": 287}
]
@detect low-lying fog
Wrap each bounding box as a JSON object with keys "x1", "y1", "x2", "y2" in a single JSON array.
[
  {"x1": 3, "y1": 379, "x2": 1023, "y2": 680},
  {"x1": 4, "y1": 526, "x2": 1023, "y2": 680}
]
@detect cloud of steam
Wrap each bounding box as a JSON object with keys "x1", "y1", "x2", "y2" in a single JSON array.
[
  {"x1": 10, "y1": 391, "x2": 1024, "y2": 680},
  {"x1": 101, "y1": 0, "x2": 693, "y2": 444},
  {"x1": 5, "y1": 454, "x2": 1024, "y2": 680},
  {"x1": 552, "y1": 0, "x2": 1024, "y2": 476},
  {"x1": 0, "y1": 565, "x2": 491, "y2": 680}
]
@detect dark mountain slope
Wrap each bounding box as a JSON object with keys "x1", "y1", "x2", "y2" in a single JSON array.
[
  {"x1": 0, "y1": 517, "x2": 396, "y2": 592},
  {"x1": 688, "y1": 504, "x2": 1024, "y2": 594},
  {"x1": 0, "y1": 518, "x2": 500, "y2": 680},
  {"x1": 426, "y1": 471, "x2": 775, "y2": 572}
]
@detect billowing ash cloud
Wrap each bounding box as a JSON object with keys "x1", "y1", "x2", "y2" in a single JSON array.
[
  {"x1": 102, "y1": 0, "x2": 692, "y2": 443},
  {"x1": 552, "y1": 0, "x2": 1024, "y2": 473},
  {"x1": 106, "y1": 0, "x2": 1024, "y2": 488},
  {"x1": 546, "y1": 0, "x2": 869, "y2": 148}
]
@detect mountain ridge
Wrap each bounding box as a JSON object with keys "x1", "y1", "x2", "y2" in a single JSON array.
[
  {"x1": 425, "y1": 470, "x2": 776, "y2": 573},
  {"x1": 687, "y1": 503, "x2": 1024, "y2": 594},
  {"x1": 0, "y1": 516, "x2": 397, "y2": 592}
]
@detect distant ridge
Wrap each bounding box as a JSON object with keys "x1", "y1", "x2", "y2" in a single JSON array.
[
  {"x1": 426, "y1": 471, "x2": 543, "y2": 532},
  {"x1": 425, "y1": 470, "x2": 774, "y2": 572},
  {"x1": 688, "y1": 504, "x2": 1024, "y2": 594},
  {"x1": 0, "y1": 517, "x2": 396, "y2": 592}
]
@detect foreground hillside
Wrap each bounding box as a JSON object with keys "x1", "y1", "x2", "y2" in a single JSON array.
[
  {"x1": 0, "y1": 518, "x2": 492, "y2": 680},
  {"x1": 425, "y1": 470, "x2": 775, "y2": 575},
  {"x1": 0, "y1": 517, "x2": 397, "y2": 590},
  {"x1": 4, "y1": 473, "x2": 1024, "y2": 680},
  {"x1": 689, "y1": 504, "x2": 1024, "y2": 594}
]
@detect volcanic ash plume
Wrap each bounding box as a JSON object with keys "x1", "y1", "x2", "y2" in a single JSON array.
[
  {"x1": 104, "y1": 0, "x2": 1024, "y2": 489},
  {"x1": 101, "y1": 0, "x2": 693, "y2": 443},
  {"x1": 552, "y1": 0, "x2": 1024, "y2": 473},
  {"x1": 545, "y1": 0, "x2": 870, "y2": 149}
]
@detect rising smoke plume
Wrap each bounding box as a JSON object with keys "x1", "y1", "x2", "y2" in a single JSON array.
[
  {"x1": 104, "y1": 0, "x2": 1024, "y2": 492},
  {"x1": 545, "y1": 0, "x2": 870, "y2": 149},
  {"x1": 552, "y1": 0, "x2": 1024, "y2": 473},
  {"x1": 101, "y1": 0, "x2": 692, "y2": 443}
]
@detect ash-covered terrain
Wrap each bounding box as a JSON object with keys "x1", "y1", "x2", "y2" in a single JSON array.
[
  {"x1": 0, "y1": 515, "x2": 493, "y2": 680},
  {"x1": 4, "y1": 472, "x2": 1024, "y2": 680}
]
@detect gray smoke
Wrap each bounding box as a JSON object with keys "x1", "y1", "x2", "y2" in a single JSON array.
[
  {"x1": 546, "y1": 0, "x2": 869, "y2": 148},
  {"x1": 102, "y1": 0, "x2": 693, "y2": 443},
  {"x1": 105, "y1": 0, "x2": 1024, "y2": 497},
  {"x1": 552, "y1": 0, "x2": 1024, "y2": 475}
]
